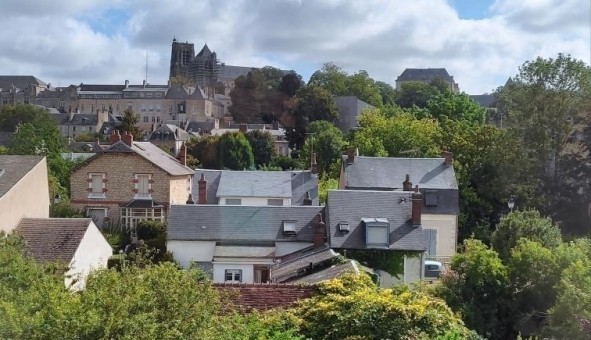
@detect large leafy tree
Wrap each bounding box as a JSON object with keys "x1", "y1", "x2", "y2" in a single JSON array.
[
  {"x1": 428, "y1": 91, "x2": 485, "y2": 125},
  {"x1": 218, "y1": 132, "x2": 254, "y2": 170},
  {"x1": 187, "y1": 135, "x2": 221, "y2": 169},
  {"x1": 245, "y1": 130, "x2": 276, "y2": 168},
  {"x1": 298, "y1": 120, "x2": 346, "y2": 177},
  {"x1": 393, "y1": 81, "x2": 442, "y2": 109},
  {"x1": 285, "y1": 85, "x2": 338, "y2": 150},
  {"x1": 497, "y1": 54, "x2": 591, "y2": 235},
  {"x1": 290, "y1": 273, "x2": 477, "y2": 340}
]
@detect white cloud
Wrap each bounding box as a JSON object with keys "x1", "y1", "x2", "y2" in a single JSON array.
[{"x1": 0, "y1": 0, "x2": 587, "y2": 94}]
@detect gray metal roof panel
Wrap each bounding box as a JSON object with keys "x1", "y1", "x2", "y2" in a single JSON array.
[
  {"x1": 167, "y1": 205, "x2": 324, "y2": 242},
  {"x1": 217, "y1": 171, "x2": 292, "y2": 198},
  {"x1": 326, "y1": 190, "x2": 426, "y2": 251},
  {"x1": 343, "y1": 156, "x2": 458, "y2": 190}
]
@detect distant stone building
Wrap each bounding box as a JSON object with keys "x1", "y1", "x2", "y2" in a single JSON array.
[
  {"x1": 169, "y1": 39, "x2": 256, "y2": 97},
  {"x1": 0, "y1": 75, "x2": 49, "y2": 108},
  {"x1": 334, "y1": 96, "x2": 375, "y2": 132},
  {"x1": 395, "y1": 68, "x2": 459, "y2": 93}
]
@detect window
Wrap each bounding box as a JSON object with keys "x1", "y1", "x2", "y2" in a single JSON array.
[
  {"x1": 283, "y1": 220, "x2": 297, "y2": 235},
  {"x1": 81, "y1": 104, "x2": 85, "y2": 112},
  {"x1": 181, "y1": 50, "x2": 191, "y2": 66},
  {"x1": 128, "y1": 104, "x2": 133, "y2": 111},
  {"x1": 102, "y1": 104, "x2": 106, "y2": 110},
  {"x1": 339, "y1": 221, "x2": 350, "y2": 232},
  {"x1": 91, "y1": 104, "x2": 95, "y2": 112},
  {"x1": 146, "y1": 93, "x2": 153, "y2": 98},
  {"x1": 425, "y1": 190, "x2": 438, "y2": 207},
  {"x1": 116, "y1": 104, "x2": 120, "y2": 111},
  {"x1": 254, "y1": 266, "x2": 270, "y2": 283},
  {"x1": 168, "y1": 105, "x2": 173, "y2": 112},
  {"x1": 267, "y1": 198, "x2": 283, "y2": 206},
  {"x1": 143, "y1": 116, "x2": 149, "y2": 123},
  {"x1": 363, "y1": 218, "x2": 389, "y2": 247},
  {"x1": 134, "y1": 174, "x2": 151, "y2": 199},
  {"x1": 151, "y1": 117, "x2": 156, "y2": 123},
  {"x1": 87, "y1": 208, "x2": 107, "y2": 228},
  {"x1": 156, "y1": 116, "x2": 161, "y2": 123},
  {"x1": 72, "y1": 126, "x2": 76, "y2": 132},
  {"x1": 88, "y1": 173, "x2": 106, "y2": 198},
  {"x1": 225, "y1": 198, "x2": 242, "y2": 205},
  {"x1": 120, "y1": 207, "x2": 164, "y2": 229},
  {"x1": 225, "y1": 269, "x2": 242, "y2": 283}
]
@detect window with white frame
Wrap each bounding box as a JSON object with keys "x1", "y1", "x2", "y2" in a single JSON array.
[
  {"x1": 224, "y1": 269, "x2": 242, "y2": 283},
  {"x1": 364, "y1": 218, "x2": 389, "y2": 248},
  {"x1": 267, "y1": 198, "x2": 284, "y2": 206},
  {"x1": 225, "y1": 198, "x2": 242, "y2": 205},
  {"x1": 88, "y1": 173, "x2": 106, "y2": 198},
  {"x1": 134, "y1": 174, "x2": 151, "y2": 199}
]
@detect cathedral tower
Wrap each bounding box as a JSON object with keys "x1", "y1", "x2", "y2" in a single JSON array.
[{"x1": 169, "y1": 38, "x2": 195, "y2": 83}]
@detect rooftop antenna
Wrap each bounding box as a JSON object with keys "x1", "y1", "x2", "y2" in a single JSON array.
[{"x1": 145, "y1": 51, "x2": 149, "y2": 85}]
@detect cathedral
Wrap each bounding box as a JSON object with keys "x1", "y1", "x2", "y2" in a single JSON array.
[{"x1": 169, "y1": 38, "x2": 254, "y2": 97}]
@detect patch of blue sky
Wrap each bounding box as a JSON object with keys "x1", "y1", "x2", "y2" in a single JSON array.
[
  {"x1": 449, "y1": 0, "x2": 495, "y2": 20},
  {"x1": 82, "y1": 7, "x2": 131, "y2": 37}
]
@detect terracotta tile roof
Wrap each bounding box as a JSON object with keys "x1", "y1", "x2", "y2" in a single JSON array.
[
  {"x1": 15, "y1": 218, "x2": 92, "y2": 263},
  {"x1": 213, "y1": 283, "x2": 317, "y2": 312}
]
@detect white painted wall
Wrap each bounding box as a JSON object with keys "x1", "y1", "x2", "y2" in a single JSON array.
[
  {"x1": 167, "y1": 240, "x2": 216, "y2": 268},
  {"x1": 213, "y1": 263, "x2": 254, "y2": 283},
  {"x1": 422, "y1": 214, "x2": 458, "y2": 257},
  {"x1": 219, "y1": 196, "x2": 291, "y2": 206},
  {"x1": 0, "y1": 158, "x2": 50, "y2": 232},
  {"x1": 275, "y1": 241, "x2": 314, "y2": 257},
  {"x1": 67, "y1": 221, "x2": 112, "y2": 290}
]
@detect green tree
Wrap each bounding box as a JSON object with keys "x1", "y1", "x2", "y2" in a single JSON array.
[
  {"x1": 186, "y1": 135, "x2": 221, "y2": 169},
  {"x1": 497, "y1": 54, "x2": 591, "y2": 235},
  {"x1": 436, "y1": 239, "x2": 511, "y2": 339},
  {"x1": 491, "y1": 210, "x2": 562, "y2": 261},
  {"x1": 307, "y1": 62, "x2": 349, "y2": 95},
  {"x1": 285, "y1": 85, "x2": 338, "y2": 150},
  {"x1": 245, "y1": 130, "x2": 276, "y2": 167},
  {"x1": 218, "y1": 132, "x2": 254, "y2": 170},
  {"x1": 375, "y1": 80, "x2": 397, "y2": 107},
  {"x1": 351, "y1": 109, "x2": 441, "y2": 157},
  {"x1": 290, "y1": 273, "x2": 476, "y2": 339},
  {"x1": 121, "y1": 109, "x2": 143, "y2": 141},
  {"x1": 393, "y1": 81, "x2": 442, "y2": 109},
  {"x1": 279, "y1": 71, "x2": 303, "y2": 97},
  {"x1": 298, "y1": 120, "x2": 346, "y2": 176},
  {"x1": 428, "y1": 91, "x2": 485, "y2": 125}
]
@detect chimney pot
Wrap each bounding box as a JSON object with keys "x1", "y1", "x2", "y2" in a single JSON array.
[
  {"x1": 442, "y1": 148, "x2": 453, "y2": 167},
  {"x1": 303, "y1": 191, "x2": 313, "y2": 205},
  {"x1": 177, "y1": 142, "x2": 187, "y2": 166},
  {"x1": 109, "y1": 130, "x2": 122, "y2": 145},
  {"x1": 311, "y1": 152, "x2": 318, "y2": 174},
  {"x1": 121, "y1": 130, "x2": 133, "y2": 146},
  {"x1": 198, "y1": 173, "x2": 207, "y2": 204},
  {"x1": 403, "y1": 174, "x2": 412, "y2": 191},
  {"x1": 186, "y1": 193, "x2": 195, "y2": 204},
  {"x1": 345, "y1": 149, "x2": 355, "y2": 164}
]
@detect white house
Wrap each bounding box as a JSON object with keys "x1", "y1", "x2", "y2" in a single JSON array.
[
  {"x1": 0, "y1": 155, "x2": 50, "y2": 233},
  {"x1": 167, "y1": 205, "x2": 332, "y2": 283},
  {"x1": 16, "y1": 218, "x2": 113, "y2": 290}
]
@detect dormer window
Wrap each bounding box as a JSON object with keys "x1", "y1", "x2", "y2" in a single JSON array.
[
  {"x1": 283, "y1": 220, "x2": 297, "y2": 236},
  {"x1": 363, "y1": 218, "x2": 389, "y2": 248},
  {"x1": 339, "y1": 221, "x2": 350, "y2": 233}
]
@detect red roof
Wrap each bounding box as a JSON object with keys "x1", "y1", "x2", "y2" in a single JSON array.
[{"x1": 213, "y1": 283, "x2": 317, "y2": 312}]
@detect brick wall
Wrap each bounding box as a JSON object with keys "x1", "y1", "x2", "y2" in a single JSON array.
[
  {"x1": 70, "y1": 152, "x2": 190, "y2": 223},
  {"x1": 213, "y1": 283, "x2": 318, "y2": 312}
]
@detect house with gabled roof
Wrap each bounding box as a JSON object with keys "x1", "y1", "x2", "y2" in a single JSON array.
[
  {"x1": 193, "y1": 169, "x2": 318, "y2": 206},
  {"x1": 70, "y1": 131, "x2": 193, "y2": 230},
  {"x1": 0, "y1": 155, "x2": 50, "y2": 232},
  {"x1": 167, "y1": 204, "x2": 331, "y2": 283},
  {"x1": 326, "y1": 189, "x2": 426, "y2": 285},
  {"x1": 339, "y1": 152, "x2": 459, "y2": 264},
  {"x1": 15, "y1": 218, "x2": 112, "y2": 290}
]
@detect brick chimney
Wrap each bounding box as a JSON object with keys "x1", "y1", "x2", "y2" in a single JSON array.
[
  {"x1": 411, "y1": 185, "x2": 422, "y2": 227},
  {"x1": 345, "y1": 149, "x2": 355, "y2": 164},
  {"x1": 177, "y1": 142, "x2": 187, "y2": 166},
  {"x1": 186, "y1": 193, "x2": 195, "y2": 204},
  {"x1": 109, "y1": 130, "x2": 121, "y2": 144},
  {"x1": 198, "y1": 173, "x2": 207, "y2": 204},
  {"x1": 313, "y1": 213, "x2": 326, "y2": 247},
  {"x1": 121, "y1": 131, "x2": 133, "y2": 146},
  {"x1": 441, "y1": 149, "x2": 453, "y2": 167},
  {"x1": 239, "y1": 123, "x2": 247, "y2": 133},
  {"x1": 303, "y1": 191, "x2": 312, "y2": 205},
  {"x1": 402, "y1": 174, "x2": 412, "y2": 191},
  {"x1": 311, "y1": 152, "x2": 318, "y2": 175}
]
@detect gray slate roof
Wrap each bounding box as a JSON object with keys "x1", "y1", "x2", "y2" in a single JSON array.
[
  {"x1": 186, "y1": 121, "x2": 215, "y2": 134},
  {"x1": 167, "y1": 205, "x2": 324, "y2": 242},
  {"x1": 396, "y1": 68, "x2": 453, "y2": 82},
  {"x1": 272, "y1": 247, "x2": 336, "y2": 279},
  {"x1": 15, "y1": 218, "x2": 96, "y2": 263},
  {"x1": 343, "y1": 156, "x2": 458, "y2": 190},
  {"x1": 219, "y1": 65, "x2": 256, "y2": 80},
  {"x1": 95, "y1": 141, "x2": 193, "y2": 176},
  {"x1": 0, "y1": 155, "x2": 45, "y2": 198},
  {"x1": 149, "y1": 124, "x2": 189, "y2": 141},
  {"x1": 0, "y1": 75, "x2": 46, "y2": 89},
  {"x1": 470, "y1": 94, "x2": 495, "y2": 107},
  {"x1": 326, "y1": 190, "x2": 426, "y2": 251},
  {"x1": 192, "y1": 169, "x2": 319, "y2": 204},
  {"x1": 217, "y1": 171, "x2": 292, "y2": 198},
  {"x1": 288, "y1": 259, "x2": 370, "y2": 284},
  {"x1": 55, "y1": 113, "x2": 98, "y2": 126}
]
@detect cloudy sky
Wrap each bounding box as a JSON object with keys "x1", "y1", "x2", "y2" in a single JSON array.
[{"x1": 0, "y1": 0, "x2": 588, "y2": 94}]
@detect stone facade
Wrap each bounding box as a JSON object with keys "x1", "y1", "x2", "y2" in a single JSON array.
[{"x1": 70, "y1": 152, "x2": 191, "y2": 227}]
